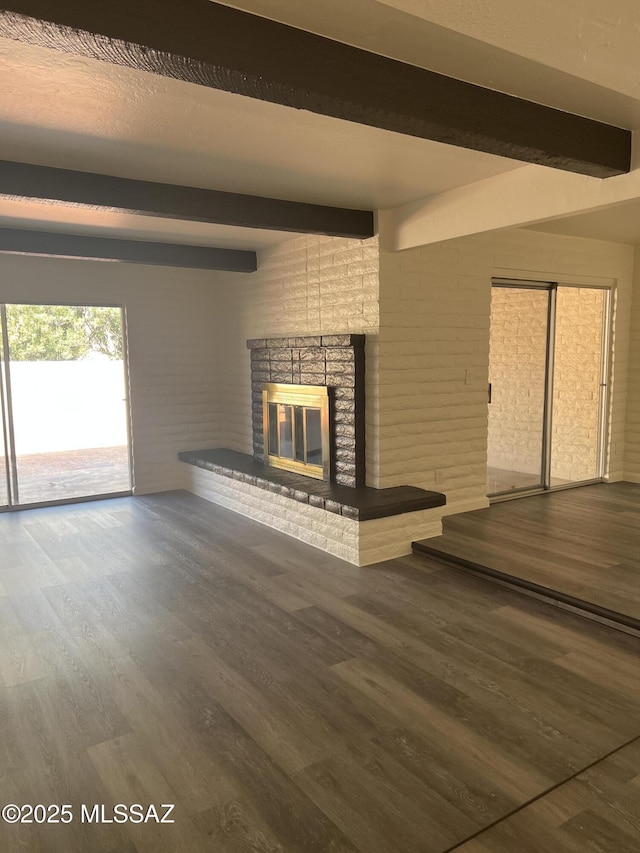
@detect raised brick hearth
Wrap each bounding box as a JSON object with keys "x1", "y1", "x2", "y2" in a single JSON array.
[
  {"x1": 180, "y1": 451, "x2": 445, "y2": 565},
  {"x1": 179, "y1": 448, "x2": 445, "y2": 520}
]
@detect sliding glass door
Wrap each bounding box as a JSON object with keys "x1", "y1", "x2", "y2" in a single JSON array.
[
  {"x1": 487, "y1": 285, "x2": 550, "y2": 494},
  {"x1": 488, "y1": 281, "x2": 609, "y2": 498},
  {"x1": 550, "y1": 287, "x2": 608, "y2": 486},
  {"x1": 0, "y1": 313, "x2": 10, "y2": 508},
  {"x1": 0, "y1": 417, "x2": 7, "y2": 509},
  {"x1": 0, "y1": 303, "x2": 132, "y2": 509}
]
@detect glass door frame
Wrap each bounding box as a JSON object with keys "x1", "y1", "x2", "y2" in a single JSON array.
[
  {"x1": 0, "y1": 304, "x2": 18, "y2": 507},
  {"x1": 489, "y1": 278, "x2": 612, "y2": 501},
  {"x1": 0, "y1": 300, "x2": 134, "y2": 512}
]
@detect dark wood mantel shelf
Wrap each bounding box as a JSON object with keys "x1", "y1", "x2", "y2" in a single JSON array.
[{"x1": 179, "y1": 448, "x2": 445, "y2": 521}]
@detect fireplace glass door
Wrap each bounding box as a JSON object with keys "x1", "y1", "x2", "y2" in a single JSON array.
[{"x1": 263, "y1": 383, "x2": 329, "y2": 481}]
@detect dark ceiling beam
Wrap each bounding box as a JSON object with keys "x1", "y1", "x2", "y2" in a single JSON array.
[
  {"x1": 0, "y1": 227, "x2": 257, "y2": 271},
  {"x1": 0, "y1": 161, "x2": 374, "y2": 239},
  {"x1": 0, "y1": 1, "x2": 631, "y2": 178}
]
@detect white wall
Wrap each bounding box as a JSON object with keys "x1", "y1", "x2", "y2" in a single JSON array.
[
  {"x1": 213, "y1": 234, "x2": 381, "y2": 482},
  {"x1": 377, "y1": 228, "x2": 634, "y2": 514},
  {"x1": 0, "y1": 253, "x2": 222, "y2": 494},
  {"x1": 9, "y1": 360, "x2": 127, "y2": 454}
]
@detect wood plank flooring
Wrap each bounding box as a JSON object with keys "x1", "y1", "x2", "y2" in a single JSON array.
[
  {"x1": 414, "y1": 482, "x2": 640, "y2": 626},
  {"x1": 0, "y1": 490, "x2": 639, "y2": 852},
  {"x1": 455, "y1": 738, "x2": 640, "y2": 853}
]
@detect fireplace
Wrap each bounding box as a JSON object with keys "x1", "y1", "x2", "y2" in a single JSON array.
[
  {"x1": 248, "y1": 334, "x2": 366, "y2": 487},
  {"x1": 180, "y1": 334, "x2": 447, "y2": 567},
  {"x1": 263, "y1": 383, "x2": 330, "y2": 481}
]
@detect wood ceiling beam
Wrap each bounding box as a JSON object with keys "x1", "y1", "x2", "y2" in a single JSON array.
[
  {"x1": 0, "y1": 227, "x2": 257, "y2": 271},
  {"x1": 0, "y1": 1, "x2": 631, "y2": 178},
  {"x1": 0, "y1": 161, "x2": 375, "y2": 239}
]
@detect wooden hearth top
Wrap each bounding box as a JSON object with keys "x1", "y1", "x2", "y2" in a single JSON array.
[{"x1": 179, "y1": 448, "x2": 445, "y2": 521}]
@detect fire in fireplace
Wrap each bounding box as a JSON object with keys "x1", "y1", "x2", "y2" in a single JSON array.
[{"x1": 262, "y1": 383, "x2": 330, "y2": 481}]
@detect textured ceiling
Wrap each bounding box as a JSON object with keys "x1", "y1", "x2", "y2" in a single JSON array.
[{"x1": 2, "y1": 0, "x2": 640, "y2": 248}]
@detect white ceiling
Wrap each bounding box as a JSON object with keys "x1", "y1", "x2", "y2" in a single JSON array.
[
  {"x1": 527, "y1": 200, "x2": 640, "y2": 246},
  {"x1": 0, "y1": 37, "x2": 524, "y2": 209},
  {"x1": 2, "y1": 1, "x2": 640, "y2": 250},
  {"x1": 0, "y1": 35, "x2": 522, "y2": 249},
  {"x1": 221, "y1": 0, "x2": 640, "y2": 128},
  {"x1": 0, "y1": 199, "x2": 295, "y2": 251},
  {"x1": 376, "y1": 0, "x2": 640, "y2": 104}
]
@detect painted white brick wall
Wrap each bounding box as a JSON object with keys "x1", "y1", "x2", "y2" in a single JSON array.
[
  {"x1": 377, "y1": 240, "x2": 492, "y2": 514},
  {"x1": 358, "y1": 511, "x2": 442, "y2": 565},
  {"x1": 0, "y1": 253, "x2": 222, "y2": 495},
  {"x1": 488, "y1": 287, "x2": 548, "y2": 477},
  {"x1": 552, "y1": 287, "x2": 607, "y2": 481},
  {"x1": 625, "y1": 247, "x2": 640, "y2": 483},
  {"x1": 213, "y1": 234, "x2": 381, "y2": 482},
  {"x1": 183, "y1": 463, "x2": 360, "y2": 562},
  {"x1": 377, "y1": 228, "x2": 634, "y2": 514},
  {"x1": 186, "y1": 235, "x2": 446, "y2": 565}
]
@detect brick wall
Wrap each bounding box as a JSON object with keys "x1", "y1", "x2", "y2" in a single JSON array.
[
  {"x1": 248, "y1": 335, "x2": 366, "y2": 486},
  {"x1": 377, "y1": 228, "x2": 634, "y2": 514},
  {"x1": 187, "y1": 233, "x2": 448, "y2": 563},
  {"x1": 488, "y1": 287, "x2": 548, "y2": 478},
  {"x1": 0, "y1": 253, "x2": 222, "y2": 494},
  {"x1": 377, "y1": 240, "x2": 492, "y2": 513},
  {"x1": 552, "y1": 287, "x2": 607, "y2": 481},
  {"x1": 213, "y1": 234, "x2": 381, "y2": 483}
]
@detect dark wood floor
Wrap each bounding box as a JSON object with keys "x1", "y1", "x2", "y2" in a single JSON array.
[
  {"x1": 414, "y1": 482, "x2": 640, "y2": 627},
  {"x1": 1, "y1": 490, "x2": 639, "y2": 852}
]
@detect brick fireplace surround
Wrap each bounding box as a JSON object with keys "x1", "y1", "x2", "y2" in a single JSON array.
[
  {"x1": 180, "y1": 333, "x2": 446, "y2": 566},
  {"x1": 248, "y1": 334, "x2": 366, "y2": 487}
]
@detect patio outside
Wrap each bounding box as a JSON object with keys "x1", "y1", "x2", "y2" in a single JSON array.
[{"x1": 1, "y1": 305, "x2": 131, "y2": 507}]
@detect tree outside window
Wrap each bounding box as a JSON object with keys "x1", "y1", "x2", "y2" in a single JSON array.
[{"x1": 6, "y1": 305, "x2": 123, "y2": 360}]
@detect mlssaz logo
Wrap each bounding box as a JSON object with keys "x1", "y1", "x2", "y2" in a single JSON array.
[{"x1": 81, "y1": 804, "x2": 175, "y2": 824}]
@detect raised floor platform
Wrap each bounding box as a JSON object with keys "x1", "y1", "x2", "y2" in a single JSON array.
[
  {"x1": 179, "y1": 448, "x2": 445, "y2": 520},
  {"x1": 413, "y1": 482, "x2": 640, "y2": 635}
]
